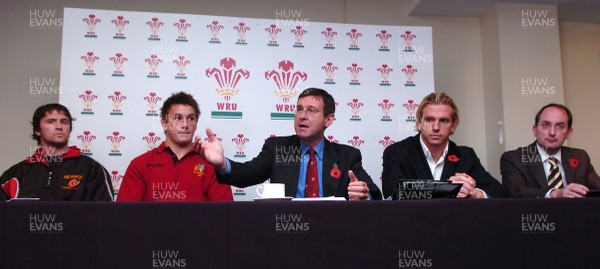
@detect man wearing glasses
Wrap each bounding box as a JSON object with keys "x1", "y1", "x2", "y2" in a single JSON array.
[
  {"x1": 501, "y1": 104, "x2": 600, "y2": 198},
  {"x1": 198, "y1": 87, "x2": 382, "y2": 200}
]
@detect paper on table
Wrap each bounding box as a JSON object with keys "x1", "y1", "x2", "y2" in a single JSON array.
[
  {"x1": 7, "y1": 197, "x2": 40, "y2": 202},
  {"x1": 292, "y1": 196, "x2": 347, "y2": 201}
]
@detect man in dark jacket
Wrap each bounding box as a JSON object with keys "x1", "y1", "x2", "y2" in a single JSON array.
[
  {"x1": 501, "y1": 103, "x2": 600, "y2": 198},
  {"x1": 198, "y1": 88, "x2": 382, "y2": 200},
  {"x1": 382, "y1": 92, "x2": 508, "y2": 199},
  {"x1": 0, "y1": 103, "x2": 113, "y2": 201}
]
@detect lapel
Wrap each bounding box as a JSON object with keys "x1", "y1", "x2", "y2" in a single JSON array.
[
  {"x1": 527, "y1": 142, "x2": 548, "y2": 188},
  {"x1": 440, "y1": 140, "x2": 459, "y2": 180},
  {"x1": 408, "y1": 135, "x2": 435, "y2": 179},
  {"x1": 322, "y1": 139, "x2": 342, "y2": 197},
  {"x1": 561, "y1": 147, "x2": 576, "y2": 184},
  {"x1": 280, "y1": 136, "x2": 301, "y2": 197}
]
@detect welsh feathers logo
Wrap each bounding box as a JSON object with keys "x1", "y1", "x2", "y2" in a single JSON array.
[
  {"x1": 378, "y1": 99, "x2": 395, "y2": 122},
  {"x1": 265, "y1": 24, "x2": 281, "y2": 46},
  {"x1": 81, "y1": 52, "x2": 99, "y2": 76},
  {"x1": 326, "y1": 135, "x2": 339, "y2": 144},
  {"x1": 321, "y1": 27, "x2": 337, "y2": 49},
  {"x1": 402, "y1": 65, "x2": 418, "y2": 86},
  {"x1": 379, "y1": 136, "x2": 395, "y2": 149},
  {"x1": 110, "y1": 53, "x2": 127, "y2": 77},
  {"x1": 111, "y1": 16, "x2": 128, "y2": 39},
  {"x1": 173, "y1": 56, "x2": 190, "y2": 79},
  {"x1": 348, "y1": 136, "x2": 364, "y2": 149},
  {"x1": 144, "y1": 92, "x2": 162, "y2": 117},
  {"x1": 265, "y1": 60, "x2": 307, "y2": 120},
  {"x1": 376, "y1": 30, "x2": 392, "y2": 51},
  {"x1": 403, "y1": 99, "x2": 419, "y2": 122},
  {"x1": 233, "y1": 22, "x2": 250, "y2": 45},
  {"x1": 110, "y1": 170, "x2": 123, "y2": 195},
  {"x1": 143, "y1": 132, "x2": 161, "y2": 150},
  {"x1": 107, "y1": 131, "x2": 125, "y2": 156},
  {"x1": 207, "y1": 20, "x2": 224, "y2": 44},
  {"x1": 108, "y1": 91, "x2": 126, "y2": 116},
  {"x1": 322, "y1": 62, "x2": 338, "y2": 85},
  {"x1": 79, "y1": 90, "x2": 97, "y2": 115},
  {"x1": 203, "y1": 133, "x2": 223, "y2": 143},
  {"x1": 401, "y1": 31, "x2": 416, "y2": 52},
  {"x1": 346, "y1": 28, "x2": 362, "y2": 50},
  {"x1": 145, "y1": 54, "x2": 162, "y2": 78},
  {"x1": 377, "y1": 64, "x2": 393, "y2": 86},
  {"x1": 347, "y1": 98, "x2": 364, "y2": 121},
  {"x1": 77, "y1": 130, "x2": 96, "y2": 156},
  {"x1": 291, "y1": 26, "x2": 307, "y2": 48},
  {"x1": 232, "y1": 134, "x2": 249, "y2": 158},
  {"x1": 347, "y1": 63, "x2": 363, "y2": 85},
  {"x1": 174, "y1": 18, "x2": 191, "y2": 42},
  {"x1": 82, "y1": 14, "x2": 101, "y2": 38},
  {"x1": 206, "y1": 57, "x2": 250, "y2": 119},
  {"x1": 146, "y1": 17, "x2": 164, "y2": 40}
]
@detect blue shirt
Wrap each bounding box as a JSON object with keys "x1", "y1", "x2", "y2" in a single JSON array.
[
  {"x1": 295, "y1": 139, "x2": 325, "y2": 198},
  {"x1": 221, "y1": 138, "x2": 325, "y2": 198}
]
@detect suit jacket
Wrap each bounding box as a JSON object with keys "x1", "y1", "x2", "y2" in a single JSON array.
[
  {"x1": 217, "y1": 135, "x2": 382, "y2": 200},
  {"x1": 382, "y1": 134, "x2": 508, "y2": 199},
  {"x1": 500, "y1": 142, "x2": 600, "y2": 198}
]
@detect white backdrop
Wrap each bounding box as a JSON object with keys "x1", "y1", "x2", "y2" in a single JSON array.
[{"x1": 59, "y1": 8, "x2": 433, "y2": 200}]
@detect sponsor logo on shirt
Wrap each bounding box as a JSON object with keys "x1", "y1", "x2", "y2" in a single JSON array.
[{"x1": 62, "y1": 174, "x2": 83, "y2": 190}]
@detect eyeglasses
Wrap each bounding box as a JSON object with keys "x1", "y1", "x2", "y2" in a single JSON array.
[
  {"x1": 296, "y1": 106, "x2": 320, "y2": 115},
  {"x1": 538, "y1": 122, "x2": 567, "y2": 131}
]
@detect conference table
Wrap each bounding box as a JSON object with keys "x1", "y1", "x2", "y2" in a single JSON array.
[{"x1": 1, "y1": 199, "x2": 599, "y2": 269}]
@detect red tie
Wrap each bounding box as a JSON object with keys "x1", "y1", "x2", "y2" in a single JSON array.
[{"x1": 305, "y1": 148, "x2": 319, "y2": 198}]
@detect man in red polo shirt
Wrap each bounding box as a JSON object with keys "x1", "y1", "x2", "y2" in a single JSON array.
[{"x1": 117, "y1": 92, "x2": 233, "y2": 202}]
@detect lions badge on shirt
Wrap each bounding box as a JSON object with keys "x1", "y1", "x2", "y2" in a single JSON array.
[{"x1": 193, "y1": 164, "x2": 205, "y2": 177}]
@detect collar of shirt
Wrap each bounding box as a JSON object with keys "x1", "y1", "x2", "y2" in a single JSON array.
[
  {"x1": 419, "y1": 134, "x2": 449, "y2": 165},
  {"x1": 419, "y1": 134, "x2": 449, "y2": 180},
  {"x1": 156, "y1": 141, "x2": 198, "y2": 165},
  {"x1": 536, "y1": 143, "x2": 568, "y2": 186},
  {"x1": 25, "y1": 146, "x2": 81, "y2": 165},
  {"x1": 300, "y1": 139, "x2": 325, "y2": 161},
  {"x1": 155, "y1": 141, "x2": 169, "y2": 153},
  {"x1": 536, "y1": 143, "x2": 562, "y2": 165}
]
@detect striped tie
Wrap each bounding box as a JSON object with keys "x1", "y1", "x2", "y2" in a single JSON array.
[{"x1": 547, "y1": 157, "x2": 563, "y2": 189}]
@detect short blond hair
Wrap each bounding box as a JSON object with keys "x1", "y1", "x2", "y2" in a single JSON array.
[{"x1": 416, "y1": 92, "x2": 459, "y2": 122}]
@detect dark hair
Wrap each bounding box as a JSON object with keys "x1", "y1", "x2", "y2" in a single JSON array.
[
  {"x1": 534, "y1": 103, "x2": 573, "y2": 128},
  {"x1": 298, "y1": 88, "x2": 335, "y2": 116},
  {"x1": 160, "y1": 92, "x2": 201, "y2": 121},
  {"x1": 31, "y1": 103, "x2": 74, "y2": 145}
]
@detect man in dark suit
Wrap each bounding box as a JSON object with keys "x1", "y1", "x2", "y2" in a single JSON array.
[
  {"x1": 382, "y1": 92, "x2": 507, "y2": 199},
  {"x1": 198, "y1": 88, "x2": 382, "y2": 200},
  {"x1": 501, "y1": 104, "x2": 600, "y2": 198}
]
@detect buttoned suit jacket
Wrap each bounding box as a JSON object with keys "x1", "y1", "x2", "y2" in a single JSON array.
[
  {"x1": 217, "y1": 135, "x2": 382, "y2": 200},
  {"x1": 500, "y1": 142, "x2": 600, "y2": 198},
  {"x1": 382, "y1": 134, "x2": 508, "y2": 199}
]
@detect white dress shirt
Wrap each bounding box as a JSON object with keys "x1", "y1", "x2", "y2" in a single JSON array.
[{"x1": 537, "y1": 144, "x2": 568, "y2": 198}]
